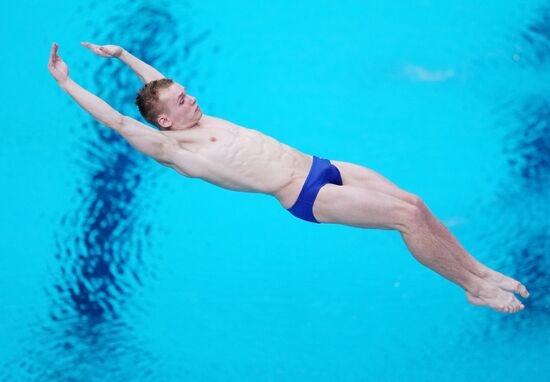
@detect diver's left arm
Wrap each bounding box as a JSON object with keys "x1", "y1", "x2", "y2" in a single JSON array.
[{"x1": 80, "y1": 42, "x2": 165, "y2": 84}]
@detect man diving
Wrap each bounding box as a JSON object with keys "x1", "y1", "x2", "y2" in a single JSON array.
[{"x1": 48, "y1": 42, "x2": 530, "y2": 313}]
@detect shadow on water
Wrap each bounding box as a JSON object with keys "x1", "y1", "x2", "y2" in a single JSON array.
[
  {"x1": 519, "y1": 5, "x2": 550, "y2": 67},
  {"x1": 2, "y1": 1, "x2": 211, "y2": 380},
  {"x1": 464, "y1": 2, "x2": 550, "y2": 339},
  {"x1": 506, "y1": 98, "x2": 550, "y2": 191},
  {"x1": 493, "y1": 94, "x2": 550, "y2": 323}
]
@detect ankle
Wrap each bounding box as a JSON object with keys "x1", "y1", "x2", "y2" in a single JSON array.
[{"x1": 463, "y1": 276, "x2": 488, "y2": 296}]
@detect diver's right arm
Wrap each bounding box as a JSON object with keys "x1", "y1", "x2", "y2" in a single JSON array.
[
  {"x1": 48, "y1": 43, "x2": 176, "y2": 163},
  {"x1": 81, "y1": 42, "x2": 165, "y2": 84}
]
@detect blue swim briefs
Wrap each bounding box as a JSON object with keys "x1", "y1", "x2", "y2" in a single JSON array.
[{"x1": 287, "y1": 156, "x2": 343, "y2": 223}]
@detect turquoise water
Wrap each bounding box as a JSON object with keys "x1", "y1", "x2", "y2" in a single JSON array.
[{"x1": 1, "y1": 0, "x2": 549, "y2": 380}]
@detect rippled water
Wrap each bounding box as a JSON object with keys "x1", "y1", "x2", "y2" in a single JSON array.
[{"x1": 0, "y1": 0, "x2": 548, "y2": 381}]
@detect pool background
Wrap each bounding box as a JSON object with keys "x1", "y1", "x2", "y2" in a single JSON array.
[{"x1": 0, "y1": 0, "x2": 549, "y2": 380}]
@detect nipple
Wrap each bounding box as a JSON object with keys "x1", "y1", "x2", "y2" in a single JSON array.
[{"x1": 210, "y1": 137, "x2": 217, "y2": 142}]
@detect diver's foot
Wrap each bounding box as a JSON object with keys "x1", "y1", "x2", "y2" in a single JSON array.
[
  {"x1": 479, "y1": 266, "x2": 529, "y2": 298},
  {"x1": 466, "y1": 283, "x2": 525, "y2": 313}
]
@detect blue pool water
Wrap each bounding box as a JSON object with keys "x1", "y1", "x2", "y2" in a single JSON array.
[{"x1": 0, "y1": 1, "x2": 549, "y2": 380}]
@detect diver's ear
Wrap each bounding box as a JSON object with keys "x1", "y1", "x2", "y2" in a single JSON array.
[{"x1": 157, "y1": 114, "x2": 172, "y2": 129}]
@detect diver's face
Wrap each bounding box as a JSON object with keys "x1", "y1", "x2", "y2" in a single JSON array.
[{"x1": 158, "y1": 83, "x2": 202, "y2": 130}]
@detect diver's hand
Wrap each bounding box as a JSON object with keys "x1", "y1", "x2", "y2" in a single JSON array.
[
  {"x1": 80, "y1": 42, "x2": 123, "y2": 58},
  {"x1": 48, "y1": 42, "x2": 69, "y2": 85}
]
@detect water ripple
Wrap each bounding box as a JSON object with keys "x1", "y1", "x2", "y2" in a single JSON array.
[
  {"x1": 519, "y1": 4, "x2": 550, "y2": 67},
  {"x1": 463, "y1": 1, "x2": 550, "y2": 343},
  {"x1": 505, "y1": 98, "x2": 550, "y2": 191},
  {"x1": 2, "y1": 1, "x2": 209, "y2": 380}
]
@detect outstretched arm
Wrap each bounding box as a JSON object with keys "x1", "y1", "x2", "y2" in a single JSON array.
[
  {"x1": 48, "y1": 43, "x2": 175, "y2": 162},
  {"x1": 80, "y1": 42, "x2": 165, "y2": 84}
]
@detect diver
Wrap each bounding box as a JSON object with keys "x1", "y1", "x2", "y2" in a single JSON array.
[{"x1": 48, "y1": 42, "x2": 529, "y2": 313}]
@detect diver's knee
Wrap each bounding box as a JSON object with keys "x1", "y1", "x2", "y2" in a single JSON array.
[
  {"x1": 404, "y1": 193, "x2": 424, "y2": 207},
  {"x1": 400, "y1": 202, "x2": 426, "y2": 234}
]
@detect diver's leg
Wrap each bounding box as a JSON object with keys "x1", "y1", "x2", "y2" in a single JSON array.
[
  {"x1": 312, "y1": 184, "x2": 524, "y2": 313},
  {"x1": 415, "y1": 199, "x2": 529, "y2": 297},
  {"x1": 330, "y1": 160, "x2": 529, "y2": 298}
]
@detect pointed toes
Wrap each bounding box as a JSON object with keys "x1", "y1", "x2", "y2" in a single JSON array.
[
  {"x1": 518, "y1": 284, "x2": 530, "y2": 298},
  {"x1": 509, "y1": 302, "x2": 525, "y2": 313}
]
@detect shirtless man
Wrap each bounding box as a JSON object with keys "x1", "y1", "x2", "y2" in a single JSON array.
[{"x1": 48, "y1": 42, "x2": 529, "y2": 313}]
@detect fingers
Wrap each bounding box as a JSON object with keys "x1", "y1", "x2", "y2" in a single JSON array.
[
  {"x1": 81, "y1": 41, "x2": 91, "y2": 52},
  {"x1": 49, "y1": 44, "x2": 55, "y2": 62},
  {"x1": 49, "y1": 42, "x2": 58, "y2": 64},
  {"x1": 80, "y1": 41, "x2": 96, "y2": 52},
  {"x1": 80, "y1": 41, "x2": 104, "y2": 56},
  {"x1": 81, "y1": 41, "x2": 98, "y2": 50}
]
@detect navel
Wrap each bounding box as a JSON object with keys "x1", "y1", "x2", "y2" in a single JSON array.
[{"x1": 210, "y1": 137, "x2": 217, "y2": 142}]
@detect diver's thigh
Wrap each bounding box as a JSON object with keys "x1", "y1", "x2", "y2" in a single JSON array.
[
  {"x1": 331, "y1": 160, "x2": 417, "y2": 203},
  {"x1": 312, "y1": 184, "x2": 412, "y2": 230}
]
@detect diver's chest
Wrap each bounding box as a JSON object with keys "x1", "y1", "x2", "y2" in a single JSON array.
[{"x1": 176, "y1": 126, "x2": 242, "y2": 152}]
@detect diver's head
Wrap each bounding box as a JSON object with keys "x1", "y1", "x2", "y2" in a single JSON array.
[{"x1": 135, "y1": 78, "x2": 203, "y2": 131}]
